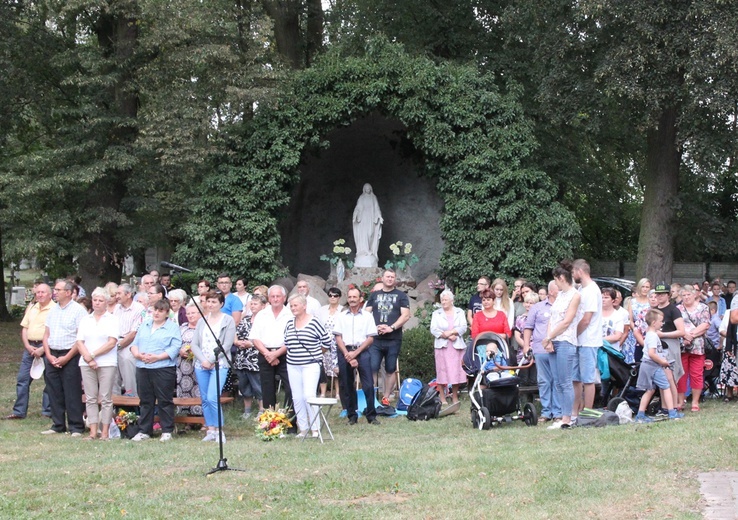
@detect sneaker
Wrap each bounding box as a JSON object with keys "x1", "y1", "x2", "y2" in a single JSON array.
[
  {"x1": 241, "y1": 412, "x2": 252, "y2": 420},
  {"x1": 159, "y1": 433, "x2": 172, "y2": 442},
  {"x1": 70, "y1": 432, "x2": 83, "y2": 438},
  {"x1": 656, "y1": 408, "x2": 669, "y2": 418},
  {"x1": 560, "y1": 423, "x2": 574, "y2": 430},
  {"x1": 41, "y1": 429, "x2": 60, "y2": 435},
  {"x1": 570, "y1": 417, "x2": 578, "y2": 426},
  {"x1": 547, "y1": 421, "x2": 563, "y2": 430},
  {"x1": 202, "y1": 431, "x2": 216, "y2": 442},
  {"x1": 635, "y1": 413, "x2": 654, "y2": 424},
  {"x1": 214, "y1": 431, "x2": 226, "y2": 444},
  {"x1": 381, "y1": 396, "x2": 390, "y2": 406},
  {"x1": 348, "y1": 417, "x2": 358, "y2": 425},
  {"x1": 668, "y1": 410, "x2": 684, "y2": 420},
  {"x1": 311, "y1": 431, "x2": 320, "y2": 438},
  {"x1": 339, "y1": 409, "x2": 348, "y2": 418},
  {"x1": 368, "y1": 419, "x2": 381, "y2": 426},
  {"x1": 131, "y1": 432, "x2": 150, "y2": 441},
  {"x1": 296, "y1": 431, "x2": 308, "y2": 439}
]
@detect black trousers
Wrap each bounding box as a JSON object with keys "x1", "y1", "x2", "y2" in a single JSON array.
[
  {"x1": 258, "y1": 352, "x2": 292, "y2": 412},
  {"x1": 44, "y1": 351, "x2": 85, "y2": 433},
  {"x1": 136, "y1": 366, "x2": 176, "y2": 434},
  {"x1": 338, "y1": 348, "x2": 376, "y2": 422}
]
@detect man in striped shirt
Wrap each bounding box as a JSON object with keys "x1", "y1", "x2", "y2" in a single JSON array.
[
  {"x1": 42, "y1": 279, "x2": 88, "y2": 435},
  {"x1": 114, "y1": 283, "x2": 145, "y2": 396}
]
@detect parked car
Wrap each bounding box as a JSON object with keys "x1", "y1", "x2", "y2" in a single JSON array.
[{"x1": 592, "y1": 277, "x2": 635, "y2": 299}]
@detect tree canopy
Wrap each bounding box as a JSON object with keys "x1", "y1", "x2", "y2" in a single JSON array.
[{"x1": 2, "y1": 0, "x2": 738, "y2": 302}]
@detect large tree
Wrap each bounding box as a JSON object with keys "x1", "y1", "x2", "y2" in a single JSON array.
[
  {"x1": 1, "y1": 0, "x2": 278, "y2": 288},
  {"x1": 499, "y1": 0, "x2": 738, "y2": 281}
]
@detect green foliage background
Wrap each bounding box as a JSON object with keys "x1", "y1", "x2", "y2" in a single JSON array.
[{"x1": 177, "y1": 38, "x2": 579, "y2": 293}]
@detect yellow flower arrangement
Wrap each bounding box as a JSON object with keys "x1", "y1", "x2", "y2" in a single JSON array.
[{"x1": 255, "y1": 408, "x2": 293, "y2": 441}]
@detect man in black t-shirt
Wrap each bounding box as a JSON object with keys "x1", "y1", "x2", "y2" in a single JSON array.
[
  {"x1": 365, "y1": 269, "x2": 410, "y2": 405},
  {"x1": 466, "y1": 276, "x2": 490, "y2": 327}
]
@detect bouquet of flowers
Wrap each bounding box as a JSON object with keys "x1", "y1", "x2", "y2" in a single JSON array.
[
  {"x1": 385, "y1": 241, "x2": 419, "y2": 271},
  {"x1": 255, "y1": 408, "x2": 292, "y2": 441},
  {"x1": 182, "y1": 344, "x2": 194, "y2": 362},
  {"x1": 320, "y1": 238, "x2": 355, "y2": 269},
  {"x1": 115, "y1": 410, "x2": 138, "y2": 431}
]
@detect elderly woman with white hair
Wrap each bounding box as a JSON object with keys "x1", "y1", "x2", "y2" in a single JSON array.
[
  {"x1": 284, "y1": 293, "x2": 331, "y2": 439},
  {"x1": 430, "y1": 289, "x2": 467, "y2": 405},
  {"x1": 76, "y1": 287, "x2": 120, "y2": 440},
  {"x1": 167, "y1": 288, "x2": 188, "y2": 325}
]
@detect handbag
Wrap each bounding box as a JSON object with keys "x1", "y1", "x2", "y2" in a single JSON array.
[{"x1": 704, "y1": 336, "x2": 716, "y2": 354}]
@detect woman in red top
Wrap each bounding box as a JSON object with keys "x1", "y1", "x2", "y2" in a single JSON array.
[{"x1": 471, "y1": 289, "x2": 512, "y2": 340}]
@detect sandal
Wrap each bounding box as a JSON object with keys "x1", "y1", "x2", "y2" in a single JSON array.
[
  {"x1": 82, "y1": 435, "x2": 97, "y2": 441},
  {"x1": 691, "y1": 405, "x2": 700, "y2": 412}
]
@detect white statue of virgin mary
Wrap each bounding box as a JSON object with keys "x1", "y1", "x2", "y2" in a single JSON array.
[{"x1": 352, "y1": 183, "x2": 383, "y2": 268}]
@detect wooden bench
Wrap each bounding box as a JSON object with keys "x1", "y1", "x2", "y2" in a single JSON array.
[{"x1": 84, "y1": 395, "x2": 235, "y2": 425}]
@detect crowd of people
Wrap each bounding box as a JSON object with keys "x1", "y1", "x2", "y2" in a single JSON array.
[
  {"x1": 6, "y1": 261, "x2": 736, "y2": 441},
  {"x1": 4, "y1": 269, "x2": 411, "y2": 440},
  {"x1": 452, "y1": 261, "x2": 738, "y2": 429}
]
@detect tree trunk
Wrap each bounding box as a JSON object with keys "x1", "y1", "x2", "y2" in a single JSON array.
[
  {"x1": 0, "y1": 228, "x2": 13, "y2": 321},
  {"x1": 261, "y1": 0, "x2": 303, "y2": 69},
  {"x1": 76, "y1": 5, "x2": 139, "y2": 289},
  {"x1": 636, "y1": 106, "x2": 681, "y2": 283},
  {"x1": 305, "y1": 0, "x2": 323, "y2": 66}
]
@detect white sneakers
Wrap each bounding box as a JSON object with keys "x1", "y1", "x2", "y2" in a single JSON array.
[
  {"x1": 159, "y1": 433, "x2": 172, "y2": 442},
  {"x1": 202, "y1": 430, "x2": 225, "y2": 443},
  {"x1": 131, "y1": 432, "x2": 150, "y2": 441}
]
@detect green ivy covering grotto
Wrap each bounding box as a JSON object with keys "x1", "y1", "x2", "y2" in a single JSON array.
[{"x1": 177, "y1": 38, "x2": 579, "y2": 298}]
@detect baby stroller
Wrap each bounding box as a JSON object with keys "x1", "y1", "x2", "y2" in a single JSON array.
[
  {"x1": 600, "y1": 342, "x2": 660, "y2": 415},
  {"x1": 703, "y1": 345, "x2": 723, "y2": 400},
  {"x1": 463, "y1": 332, "x2": 537, "y2": 430}
]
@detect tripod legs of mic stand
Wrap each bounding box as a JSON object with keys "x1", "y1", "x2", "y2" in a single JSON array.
[{"x1": 205, "y1": 358, "x2": 245, "y2": 475}]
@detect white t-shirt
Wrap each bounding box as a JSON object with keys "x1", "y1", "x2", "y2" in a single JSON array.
[
  {"x1": 615, "y1": 306, "x2": 630, "y2": 327},
  {"x1": 77, "y1": 312, "x2": 120, "y2": 367},
  {"x1": 601, "y1": 310, "x2": 625, "y2": 349},
  {"x1": 577, "y1": 281, "x2": 603, "y2": 347}
]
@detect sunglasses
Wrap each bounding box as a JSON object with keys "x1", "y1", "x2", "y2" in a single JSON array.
[{"x1": 328, "y1": 294, "x2": 340, "y2": 298}]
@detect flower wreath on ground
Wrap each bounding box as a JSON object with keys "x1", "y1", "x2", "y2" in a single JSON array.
[{"x1": 255, "y1": 408, "x2": 293, "y2": 441}]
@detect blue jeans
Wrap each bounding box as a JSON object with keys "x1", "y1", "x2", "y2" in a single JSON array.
[
  {"x1": 552, "y1": 341, "x2": 576, "y2": 417},
  {"x1": 195, "y1": 367, "x2": 228, "y2": 427},
  {"x1": 13, "y1": 349, "x2": 51, "y2": 417},
  {"x1": 534, "y1": 352, "x2": 561, "y2": 419}
]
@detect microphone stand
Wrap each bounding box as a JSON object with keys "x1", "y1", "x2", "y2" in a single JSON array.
[{"x1": 183, "y1": 283, "x2": 245, "y2": 475}]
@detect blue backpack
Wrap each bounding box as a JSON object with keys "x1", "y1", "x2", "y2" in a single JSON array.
[{"x1": 397, "y1": 378, "x2": 423, "y2": 411}]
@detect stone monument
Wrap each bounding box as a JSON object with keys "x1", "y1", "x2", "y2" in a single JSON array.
[{"x1": 352, "y1": 183, "x2": 383, "y2": 268}]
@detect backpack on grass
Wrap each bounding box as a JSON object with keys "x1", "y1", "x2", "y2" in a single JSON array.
[
  {"x1": 397, "y1": 378, "x2": 423, "y2": 411},
  {"x1": 406, "y1": 384, "x2": 442, "y2": 421}
]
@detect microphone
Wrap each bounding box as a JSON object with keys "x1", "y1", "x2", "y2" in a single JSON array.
[{"x1": 160, "y1": 261, "x2": 193, "y2": 273}]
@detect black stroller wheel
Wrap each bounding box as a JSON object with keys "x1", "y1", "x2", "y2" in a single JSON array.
[
  {"x1": 480, "y1": 406, "x2": 491, "y2": 430},
  {"x1": 523, "y1": 402, "x2": 538, "y2": 426},
  {"x1": 607, "y1": 396, "x2": 625, "y2": 412}
]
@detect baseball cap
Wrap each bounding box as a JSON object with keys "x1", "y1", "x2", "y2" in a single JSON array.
[{"x1": 653, "y1": 283, "x2": 671, "y2": 294}]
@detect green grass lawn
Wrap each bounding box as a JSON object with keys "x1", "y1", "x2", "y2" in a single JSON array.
[{"x1": 0, "y1": 319, "x2": 735, "y2": 518}]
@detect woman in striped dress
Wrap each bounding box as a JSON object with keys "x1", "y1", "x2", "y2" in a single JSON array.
[{"x1": 284, "y1": 294, "x2": 332, "y2": 438}]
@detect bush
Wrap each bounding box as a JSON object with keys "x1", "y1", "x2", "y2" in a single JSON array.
[
  {"x1": 400, "y1": 327, "x2": 436, "y2": 383},
  {"x1": 8, "y1": 305, "x2": 26, "y2": 320}
]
